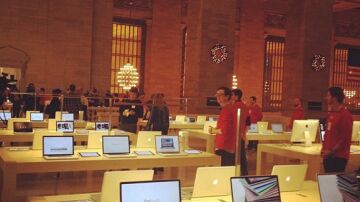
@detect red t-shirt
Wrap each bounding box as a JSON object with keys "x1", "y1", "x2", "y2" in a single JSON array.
[
  {"x1": 215, "y1": 104, "x2": 236, "y2": 153},
  {"x1": 248, "y1": 104, "x2": 263, "y2": 124},
  {"x1": 321, "y1": 107, "x2": 353, "y2": 159},
  {"x1": 233, "y1": 101, "x2": 249, "y2": 138},
  {"x1": 288, "y1": 107, "x2": 305, "y2": 129}
]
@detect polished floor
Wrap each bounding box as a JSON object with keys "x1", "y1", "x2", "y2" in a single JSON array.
[{"x1": 16, "y1": 138, "x2": 297, "y2": 202}]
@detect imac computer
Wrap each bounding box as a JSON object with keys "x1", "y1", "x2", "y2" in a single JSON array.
[
  {"x1": 290, "y1": 120, "x2": 319, "y2": 146},
  {"x1": 351, "y1": 121, "x2": 360, "y2": 142}
]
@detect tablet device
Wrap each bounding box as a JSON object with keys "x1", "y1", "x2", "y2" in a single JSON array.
[
  {"x1": 134, "y1": 150, "x2": 154, "y2": 156},
  {"x1": 79, "y1": 152, "x2": 100, "y2": 157},
  {"x1": 184, "y1": 149, "x2": 202, "y2": 154}
]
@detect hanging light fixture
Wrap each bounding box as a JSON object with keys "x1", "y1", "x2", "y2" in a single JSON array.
[
  {"x1": 117, "y1": 61, "x2": 139, "y2": 90},
  {"x1": 232, "y1": 74, "x2": 238, "y2": 89}
]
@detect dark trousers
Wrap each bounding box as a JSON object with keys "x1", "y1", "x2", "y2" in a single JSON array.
[
  {"x1": 323, "y1": 156, "x2": 348, "y2": 173},
  {"x1": 248, "y1": 140, "x2": 258, "y2": 150},
  {"x1": 215, "y1": 140, "x2": 248, "y2": 175}
]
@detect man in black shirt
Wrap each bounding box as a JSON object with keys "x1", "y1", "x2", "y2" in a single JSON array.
[{"x1": 119, "y1": 87, "x2": 143, "y2": 133}]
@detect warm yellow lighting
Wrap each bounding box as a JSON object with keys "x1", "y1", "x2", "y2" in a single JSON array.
[
  {"x1": 344, "y1": 89, "x2": 356, "y2": 99},
  {"x1": 232, "y1": 75, "x2": 238, "y2": 89},
  {"x1": 117, "y1": 62, "x2": 139, "y2": 90}
]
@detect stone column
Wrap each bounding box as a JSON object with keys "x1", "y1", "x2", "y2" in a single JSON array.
[
  {"x1": 283, "y1": 0, "x2": 333, "y2": 117},
  {"x1": 184, "y1": 0, "x2": 237, "y2": 113}
]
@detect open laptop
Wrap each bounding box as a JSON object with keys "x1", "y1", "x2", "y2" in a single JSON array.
[
  {"x1": 25, "y1": 110, "x2": 40, "y2": 121},
  {"x1": 318, "y1": 174, "x2": 359, "y2": 202},
  {"x1": 90, "y1": 170, "x2": 154, "y2": 202},
  {"x1": 231, "y1": 175, "x2": 281, "y2": 202},
  {"x1": 61, "y1": 113, "x2": 74, "y2": 121},
  {"x1": 248, "y1": 123, "x2": 258, "y2": 133},
  {"x1": 257, "y1": 121, "x2": 269, "y2": 134},
  {"x1": 56, "y1": 121, "x2": 74, "y2": 133},
  {"x1": 120, "y1": 180, "x2": 181, "y2": 202},
  {"x1": 136, "y1": 131, "x2": 161, "y2": 148},
  {"x1": 87, "y1": 131, "x2": 108, "y2": 149},
  {"x1": 155, "y1": 135, "x2": 187, "y2": 156},
  {"x1": 192, "y1": 166, "x2": 235, "y2": 198},
  {"x1": 30, "y1": 112, "x2": 44, "y2": 122},
  {"x1": 0, "y1": 111, "x2": 11, "y2": 121},
  {"x1": 271, "y1": 164, "x2": 308, "y2": 192},
  {"x1": 102, "y1": 136, "x2": 136, "y2": 158},
  {"x1": 271, "y1": 123, "x2": 284, "y2": 133},
  {"x1": 13, "y1": 122, "x2": 33, "y2": 133},
  {"x1": 42, "y1": 136, "x2": 78, "y2": 160},
  {"x1": 95, "y1": 121, "x2": 110, "y2": 131}
]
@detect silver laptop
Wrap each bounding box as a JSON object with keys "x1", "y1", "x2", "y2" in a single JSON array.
[
  {"x1": 56, "y1": 121, "x2": 74, "y2": 133},
  {"x1": 231, "y1": 175, "x2": 281, "y2": 202},
  {"x1": 271, "y1": 123, "x2": 284, "y2": 133},
  {"x1": 102, "y1": 136, "x2": 136, "y2": 158},
  {"x1": 248, "y1": 123, "x2": 258, "y2": 133},
  {"x1": 43, "y1": 136, "x2": 78, "y2": 160},
  {"x1": 318, "y1": 174, "x2": 359, "y2": 202},
  {"x1": 192, "y1": 166, "x2": 235, "y2": 198},
  {"x1": 61, "y1": 113, "x2": 74, "y2": 121},
  {"x1": 120, "y1": 180, "x2": 181, "y2": 202},
  {"x1": 155, "y1": 135, "x2": 187, "y2": 156},
  {"x1": 0, "y1": 111, "x2": 11, "y2": 121},
  {"x1": 30, "y1": 112, "x2": 44, "y2": 121},
  {"x1": 271, "y1": 164, "x2": 307, "y2": 192},
  {"x1": 95, "y1": 122, "x2": 110, "y2": 131}
]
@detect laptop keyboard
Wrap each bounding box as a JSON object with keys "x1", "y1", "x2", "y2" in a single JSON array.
[
  {"x1": 44, "y1": 155, "x2": 79, "y2": 160},
  {"x1": 103, "y1": 154, "x2": 137, "y2": 158}
]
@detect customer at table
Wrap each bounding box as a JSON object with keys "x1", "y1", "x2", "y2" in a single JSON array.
[
  {"x1": 119, "y1": 87, "x2": 143, "y2": 133},
  {"x1": 144, "y1": 93, "x2": 169, "y2": 135},
  {"x1": 287, "y1": 97, "x2": 305, "y2": 130},
  {"x1": 231, "y1": 88, "x2": 249, "y2": 175},
  {"x1": 321, "y1": 87, "x2": 353, "y2": 173},
  {"x1": 247, "y1": 96, "x2": 263, "y2": 150},
  {"x1": 209, "y1": 87, "x2": 237, "y2": 166}
]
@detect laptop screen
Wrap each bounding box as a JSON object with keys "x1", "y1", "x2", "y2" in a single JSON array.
[
  {"x1": 317, "y1": 174, "x2": 359, "y2": 202},
  {"x1": 56, "y1": 121, "x2": 74, "y2": 133},
  {"x1": 271, "y1": 123, "x2": 283, "y2": 133},
  {"x1": 30, "y1": 112, "x2": 44, "y2": 121},
  {"x1": 13, "y1": 122, "x2": 33, "y2": 132},
  {"x1": 0, "y1": 111, "x2": 11, "y2": 121},
  {"x1": 155, "y1": 136, "x2": 180, "y2": 153},
  {"x1": 43, "y1": 136, "x2": 74, "y2": 156},
  {"x1": 95, "y1": 122, "x2": 110, "y2": 131},
  {"x1": 231, "y1": 176, "x2": 281, "y2": 202},
  {"x1": 61, "y1": 113, "x2": 74, "y2": 121},
  {"x1": 120, "y1": 180, "x2": 181, "y2": 202},
  {"x1": 102, "y1": 136, "x2": 130, "y2": 154}
]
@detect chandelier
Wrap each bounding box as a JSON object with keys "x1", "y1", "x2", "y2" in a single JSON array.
[{"x1": 117, "y1": 62, "x2": 139, "y2": 90}]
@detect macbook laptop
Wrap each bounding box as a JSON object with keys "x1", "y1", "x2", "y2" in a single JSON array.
[
  {"x1": 155, "y1": 135, "x2": 187, "y2": 156},
  {"x1": 61, "y1": 113, "x2": 74, "y2": 121},
  {"x1": 91, "y1": 170, "x2": 154, "y2": 202},
  {"x1": 186, "y1": 117, "x2": 196, "y2": 123},
  {"x1": 30, "y1": 112, "x2": 44, "y2": 121},
  {"x1": 271, "y1": 123, "x2": 284, "y2": 133},
  {"x1": 120, "y1": 180, "x2": 181, "y2": 202},
  {"x1": 13, "y1": 122, "x2": 33, "y2": 133},
  {"x1": 0, "y1": 111, "x2": 11, "y2": 121},
  {"x1": 271, "y1": 164, "x2": 308, "y2": 192},
  {"x1": 231, "y1": 175, "x2": 281, "y2": 202},
  {"x1": 102, "y1": 136, "x2": 136, "y2": 158},
  {"x1": 25, "y1": 110, "x2": 40, "y2": 121},
  {"x1": 192, "y1": 166, "x2": 235, "y2": 198},
  {"x1": 136, "y1": 131, "x2": 161, "y2": 148},
  {"x1": 87, "y1": 131, "x2": 108, "y2": 149},
  {"x1": 248, "y1": 123, "x2": 258, "y2": 133},
  {"x1": 318, "y1": 174, "x2": 360, "y2": 202},
  {"x1": 56, "y1": 121, "x2": 74, "y2": 133},
  {"x1": 208, "y1": 117, "x2": 218, "y2": 121},
  {"x1": 95, "y1": 121, "x2": 110, "y2": 131},
  {"x1": 42, "y1": 136, "x2": 78, "y2": 160},
  {"x1": 257, "y1": 122, "x2": 269, "y2": 134}
]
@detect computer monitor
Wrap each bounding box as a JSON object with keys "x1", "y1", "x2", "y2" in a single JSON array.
[
  {"x1": 56, "y1": 121, "x2": 74, "y2": 133},
  {"x1": 155, "y1": 135, "x2": 180, "y2": 153},
  {"x1": 231, "y1": 176, "x2": 281, "y2": 202},
  {"x1": 30, "y1": 112, "x2": 44, "y2": 121},
  {"x1": 95, "y1": 122, "x2": 110, "y2": 131},
  {"x1": 61, "y1": 113, "x2": 74, "y2": 121},
  {"x1": 43, "y1": 136, "x2": 74, "y2": 156},
  {"x1": 102, "y1": 136, "x2": 130, "y2": 154},
  {"x1": 291, "y1": 120, "x2": 319, "y2": 143},
  {"x1": 120, "y1": 180, "x2": 181, "y2": 202},
  {"x1": 0, "y1": 111, "x2": 11, "y2": 121},
  {"x1": 351, "y1": 121, "x2": 360, "y2": 142}
]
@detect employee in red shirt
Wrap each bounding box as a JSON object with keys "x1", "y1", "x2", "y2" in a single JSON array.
[
  {"x1": 287, "y1": 98, "x2": 305, "y2": 130},
  {"x1": 209, "y1": 86, "x2": 236, "y2": 166},
  {"x1": 321, "y1": 87, "x2": 353, "y2": 173},
  {"x1": 247, "y1": 96, "x2": 263, "y2": 150},
  {"x1": 231, "y1": 89, "x2": 249, "y2": 175}
]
